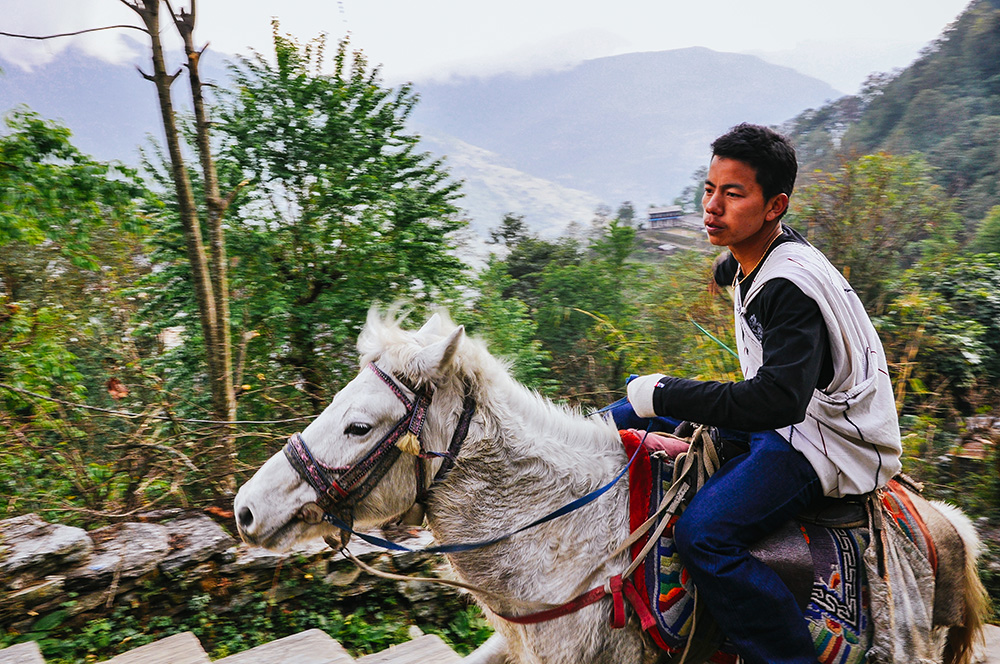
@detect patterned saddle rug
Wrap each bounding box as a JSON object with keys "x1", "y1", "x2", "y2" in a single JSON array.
[{"x1": 619, "y1": 429, "x2": 935, "y2": 664}]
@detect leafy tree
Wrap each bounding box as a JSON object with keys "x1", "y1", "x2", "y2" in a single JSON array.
[
  {"x1": 488, "y1": 213, "x2": 528, "y2": 247},
  {"x1": 790, "y1": 153, "x2": 962, "y2": 310},
  {"x1": 974, "y1": 205, "x2": 1000, "y2": 253},
  {"x1": 879, "y1": 253, "x2": 1000, "y2": 416},
  {"x1": 632, "y1": 251, "x2": 741, "y2": 384},
  {"x1": 836, "y1": 0, "x2": 1000, "y2": 220},
  {"x1": 0, "y1": 110, "x2": 146, "y2": 271},
  {"x1": 111, "y1": 0, "x2": 245, "y2": 487},
  {"x1": 0, "y1": 110, "x2": 148, "y2": 393},
  {"x1": 206, "y1": 28, "x2": 467, "y2": 409},
  {"x1": 673, "y1": 166, "x2": 708, "y2": 214},
  {"x1": 0, "y1": 111, "x2": 160, "y2": 519},
  {"x1": 616, "y1": 202, "x2": 635, "y2": 226},
  {"x1": 459, "y1": 258, "x2": 554, "y2": 393},
  {"x1": 532, "y1": 220, "x2": 638, "y2": 403}
]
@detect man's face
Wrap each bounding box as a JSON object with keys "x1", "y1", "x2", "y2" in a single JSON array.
[{"x1": 702, "y1": 156, "x2": 786, "y2": 251}]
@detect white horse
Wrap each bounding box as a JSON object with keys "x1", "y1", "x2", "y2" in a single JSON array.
[{"x1": 234, "y1": 309, "x2": 989, "y2": 664}]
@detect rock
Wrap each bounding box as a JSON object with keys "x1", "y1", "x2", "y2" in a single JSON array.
[
  {"x1": 159, "y1": 514, "x2": 236, "y2": 575},
  {"x1": 0, "y1": 514, "x2": 92, "y2": 588},
  {"x1": 218, "y1": 539, "x2": 333, "y2": 575},
  {"x1": 64, "y1": 522, "x2": 170, "y2": 589},
  {"x1": 0, "y1": 576, "x2": 65, "y2": 622},
  {"x1": 323, "y1": 565, "x2": 361, "y2": 587}
]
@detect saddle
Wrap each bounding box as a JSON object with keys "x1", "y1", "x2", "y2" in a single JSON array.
[{"x1": 619, "y1": 428, "x2": 935, "y2": 663}]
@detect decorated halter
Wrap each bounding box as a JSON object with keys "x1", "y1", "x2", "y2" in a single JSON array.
[{"x1": 282, "y1": 362, "x2": 475, "y2": 533}]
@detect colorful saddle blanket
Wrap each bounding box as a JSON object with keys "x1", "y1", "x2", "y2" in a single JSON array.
[{"x1": 619, "y1": 429, "x2": 935, "y2": 664}]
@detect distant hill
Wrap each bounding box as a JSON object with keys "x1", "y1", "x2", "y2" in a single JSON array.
[
  {"x1": 411, "y1": 48, "x2": 841, "y2": 216},
  {"x1": 0, "y1": 46, "x2": 840, "y2": 236},
  {"x1": 782, "y1": 0, "x2": 1000, "y2": 222}
]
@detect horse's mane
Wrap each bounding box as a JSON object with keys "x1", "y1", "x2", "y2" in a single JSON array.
[
  {"x1": 357, "y1": 305, "x2": 506, "y2": 393},
  {"x1": 356, "y1": 306, "x2": 621, "y2": 472}
]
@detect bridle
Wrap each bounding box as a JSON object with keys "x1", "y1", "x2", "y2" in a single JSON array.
[{"x1": 282, "y1": 362, "x2": 476, "y2": 534}]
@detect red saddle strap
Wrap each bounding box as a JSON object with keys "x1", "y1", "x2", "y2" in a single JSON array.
[{"x1": 498, "y1": 574, "x2": 654, "y2": 629}]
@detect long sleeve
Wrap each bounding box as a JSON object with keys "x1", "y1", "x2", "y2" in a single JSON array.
[{"x1": 651, "y1": 278, "x2": 831, "y2": 432}]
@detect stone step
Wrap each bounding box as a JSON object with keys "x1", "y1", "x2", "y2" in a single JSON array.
[
  {"x1": 0, "y1": 630, "x2": 466, "y2": 664},
  {"x1": 0, "y1": 640, "x2": 45, "y2": 664},
  {"x1": 355, "y1": 634, "x2": 461, "y2": 664},
  {"x1": 214, "y1": 629, "x2": 353, "y2": 664},
  {"x1": 104, "y1": 632, "x2": 210, "y2": 664}
]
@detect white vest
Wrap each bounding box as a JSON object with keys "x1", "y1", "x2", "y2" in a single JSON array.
[{"x1": 734, "y1": 240, "x2": 902, "y2": 497}]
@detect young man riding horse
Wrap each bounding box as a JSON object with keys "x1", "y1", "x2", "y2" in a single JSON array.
[{"x1": 614, "y1": 123, "x2": 902, "y2": 664}]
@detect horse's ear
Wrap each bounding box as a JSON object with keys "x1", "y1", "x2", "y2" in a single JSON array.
[
  {"x1": 414, "y1": 312, "x2": 444, "y2": 343},
  {"x1": 414, "y1": 325, "x2": 464, "y2": 383}
]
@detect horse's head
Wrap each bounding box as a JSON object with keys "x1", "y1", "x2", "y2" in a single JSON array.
[{"x1": 234, "y1": 308, "x2": 472, "y2": 551}]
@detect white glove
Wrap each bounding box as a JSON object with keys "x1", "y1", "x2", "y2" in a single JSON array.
[{"x1": 627, "y1": 373, "x2": 666, "y2": 418}]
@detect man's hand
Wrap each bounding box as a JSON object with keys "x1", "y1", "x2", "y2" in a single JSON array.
[{"x1": 626, "y1": 373, "x2": 666, "y2": 418}]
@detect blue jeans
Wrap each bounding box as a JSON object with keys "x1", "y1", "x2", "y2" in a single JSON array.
[{"x1": 608, "y1": 401, "x2": 822, "y2": 664}]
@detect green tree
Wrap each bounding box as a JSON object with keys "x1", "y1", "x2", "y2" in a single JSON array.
[
  {"x1": 460, "y1": 258, "x2": 553, "y2": 393},
  {"x1": 632, "y1": 251, "x2": 741, "y2": 384},
  {"x1": 116, "y1": 0, "x2": 244, "y2": 487},
  {"x1": 880, "y1": 253, "x2": 1000, "y2": 416},
  {"x1": 973, "y1": 204, "x2": 1000, "y2": 253},
  {"x1": 532, "y1": 220, "x2": 638, "y2": 403},
  {"x1": 0, "y1": 110, "x2": 146, "y2": 271},
  {"x1": 791, "y1": 153, "x2": 962, "y2": 310},
  {"x1": 0, "y1": 110, "x2": 148, "y2": 391},
  {"x1": 673, "y1": 166, "x2": 708, "y2": 214},
  {"x1": 206, "y1": 28, "x2": 467, "y2": 409},
  {"x1": 0, "y1": 111, "x2": 158, "y2": 519}
]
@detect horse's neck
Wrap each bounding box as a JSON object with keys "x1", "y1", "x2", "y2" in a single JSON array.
[
  {"x1": 425, "y1": 375, "x2": 630, "y2": 601},
  {"x1": 469, "y1": 374, "x2": 624, "y2": 486}
]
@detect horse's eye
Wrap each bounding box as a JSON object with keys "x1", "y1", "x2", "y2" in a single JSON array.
[{"x1": 344, "y1": 423, "x2": 372, "y2": 436}]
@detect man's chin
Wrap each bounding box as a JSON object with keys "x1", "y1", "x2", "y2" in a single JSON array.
[{"x1": 705, "y1": 231, "x2": 728, "y2": 246}]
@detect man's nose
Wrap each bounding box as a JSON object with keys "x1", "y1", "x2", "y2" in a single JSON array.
[{"x1": 704, "y1": 192, "x2": 722, "y2": 214}]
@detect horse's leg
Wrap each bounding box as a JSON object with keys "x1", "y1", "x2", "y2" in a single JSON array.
[
  {"x1": 463, "y1": 608, "x2": 655, "y2": 664},
  {"x1": 462, "y1": 633, "x2": 509, "y2": 664},
  {"x1": 907, "y1": 491, "x2": 990, "y2": 664}
]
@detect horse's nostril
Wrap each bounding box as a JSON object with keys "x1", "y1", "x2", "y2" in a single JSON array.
[{"x1": 237, "y1": 506, "x2": 254, "y2": 529}]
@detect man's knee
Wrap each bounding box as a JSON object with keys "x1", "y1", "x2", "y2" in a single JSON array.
[{"x1": 673, "y1": 511, "x2": 705, "y2": 562}]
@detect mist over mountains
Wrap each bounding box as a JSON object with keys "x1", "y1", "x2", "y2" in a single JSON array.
[{"x1": 0, "y1": 46, "x2": 840, "y2": 235}]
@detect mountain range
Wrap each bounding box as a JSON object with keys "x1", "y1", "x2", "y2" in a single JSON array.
[{"x1": 0, "y1": 46, "x2": 840, "y2": 235}]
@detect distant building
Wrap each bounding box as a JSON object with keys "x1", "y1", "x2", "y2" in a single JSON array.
[{"x1": 647, "y1": 206, "x2": 703, "y2": 231}]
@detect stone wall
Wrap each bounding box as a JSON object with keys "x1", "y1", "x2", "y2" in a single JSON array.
[{"x1": 0, "y1": 512, "x2": 459, "y2": 637}]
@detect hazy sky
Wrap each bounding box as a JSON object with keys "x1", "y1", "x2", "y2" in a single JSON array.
[{"x1": 2, "y1": 0, "x2": 973, "y2": 94}]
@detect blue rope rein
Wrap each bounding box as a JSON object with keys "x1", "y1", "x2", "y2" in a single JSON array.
[{"x1": 329, "y1": 420, "x2": 652, "y2": 555}]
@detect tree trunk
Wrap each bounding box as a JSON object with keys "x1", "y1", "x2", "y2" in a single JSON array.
[
  {"x1": 127, "y1": 0, "x2": 235, "y2": 489},
  {"x1": 174, "y1": 1, "x2": 238, "y2": 469}
]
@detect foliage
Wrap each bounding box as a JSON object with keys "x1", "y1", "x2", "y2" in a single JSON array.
[
  {"x1": 206, "y1": 28, "x2": 467, "y2": 411},
  {"x1": 879, "y1": 252, "x2": 1000, "y2": 416},
  {"x1": 0, "y1": 110, "x2": 158, "y2": 521},
  {"x1": 974, "y1": 204, "x2": 1000, "y2": 253},
  {"x1": 631, "y1": 251, "x2": 740, "y2": 383},
  {"x1": 0, "y1": 109, "x2": 147, "y2": 268},
  {"x1": 459, "y1": 257, "x2": 555, "y2": 393},
  {"x1": 1, "y1": 570, "x2": 493, "y2": 663},
  {"x1": 790, "y1": 153, "x2": 962, "y2": 310},
  {"x1": 785, "y1": 0, "x2": 1000, "y2": 221}
]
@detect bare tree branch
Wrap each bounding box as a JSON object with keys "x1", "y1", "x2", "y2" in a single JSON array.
[{"x1": 0, "y1": 25, "x2": 147, "y2": 40}]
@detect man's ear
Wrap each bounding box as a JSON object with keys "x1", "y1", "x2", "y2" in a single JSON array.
[{"x1": 764, "y1": 193, "x2": 789, "y2": 222}]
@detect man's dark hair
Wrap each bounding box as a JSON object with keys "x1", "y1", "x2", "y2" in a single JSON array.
[{"x1": 711, "y1": 123, "x2": 798, "y2": 201}]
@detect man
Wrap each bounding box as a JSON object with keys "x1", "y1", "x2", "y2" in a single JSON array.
[{"x1": 615, "y1": 123, "x2": 902, "y2": 664}]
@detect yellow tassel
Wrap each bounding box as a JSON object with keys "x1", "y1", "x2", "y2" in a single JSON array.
[{"x1": 398, "y1": 432, "x2": 421, "y2": 456}]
